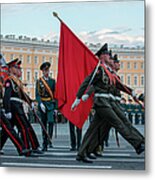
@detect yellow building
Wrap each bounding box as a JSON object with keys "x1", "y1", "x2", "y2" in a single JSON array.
[
  {"x1": 114, "y1": 49, "x2": 144, "y2": 101},
  {"x1": 1, "y1": 35, "x2": 144, "y2": 102},
  {"x1": 1, "y1": 35, "x2": 59, "y2": 99}
]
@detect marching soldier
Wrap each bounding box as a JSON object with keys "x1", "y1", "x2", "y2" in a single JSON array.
[
  {"x1": 0, "y1": 58, "x2": 33, "y2": 156},
  {"x1": 36, "y1": 62, "x2": 56, "y2": 151},
  {"x1": 72, "y1": 43, "x2": 145, "y2": 163},
  {"x1": 2, "y1": 58, "x2": 42, "y2": 156}
]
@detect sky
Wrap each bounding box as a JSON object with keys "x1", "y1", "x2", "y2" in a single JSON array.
[{"x1": 1, "y1": 0, "x2": 145, "y2": 47}]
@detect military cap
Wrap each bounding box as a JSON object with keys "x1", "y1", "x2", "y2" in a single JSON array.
[
  {"x1": 109, "y1": 49, "x2": 113, "y2": 59},
  {"x1": 95, "y1": 43, "x2": 110, "y2": 57},
  {"x1": 7, "y1": 58, "x2": 19, "y2": 68},
  {"x1": 40, "y1": 62, "x2": 51, "y2": 71},
  {"x1": 113, "y1": 54, "x2": 120, "y2": 63},
  {"x1": 138, "y1": 93, "x2": 144, "y2": 102}
]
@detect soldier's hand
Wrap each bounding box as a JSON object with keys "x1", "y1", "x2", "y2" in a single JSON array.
[
  {"x1": 82, "y1": 94, "x2": 89, "y2": 102},
  {"x1": 71, "y1": 98, "x2": 80, "y2": 111},
  {"x1": 5, "y1": 112, "x2": 12, "y2": 120},
  {"x1": 40, "y1": 103, "x2": 46, "y2": 113},
  {"x1": 31, "y1": 102, "x2": 35, "y2": 110}
]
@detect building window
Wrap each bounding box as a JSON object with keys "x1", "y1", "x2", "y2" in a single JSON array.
[
  {"x1": 127, "y1": 75, "x2": 131, "y2": 85},
  {"x1": 134, "y1": 75, "x2": 138, "y2": 86},
  {"x1": 120, "y1": 75, "x2": 124, "y2": 83},
  {"x1": 141, "y1": 76, "x2": 144, "y2": 86},
  {"x1": 127, "y1": 62, "x2": 130, "y2": 69},
  {"x1": 27, "y1": 71, "x2": 31, "y2": 82},
  {"x1": 49, "y1": 57, "x2": 53, "y2": 64},
  {"x1": 50, "y1": 72, "x2": 53, "y2": 78},
  {"x1": 141, "y1": 62, "x2": 144, "y2": 69},
  {"x1": 34, "y1": 56, "x2": 38, "y2": 64},
  {"x1": 27, "y1": 55, "x2": 31, "y2": 64},
  {"x1": 134, "y1": 62, "x2": 137, "y2": 69},
  {"x1": 10, "y1": 54, "x2": 14, "y2": 60},
  {"x1": 42, "y1": 56, "x2": 46, "y2": 63},
  {"x1": 19, "y1": 54, "x2": 23, "y2": 61},
  {"x1": 120, "y1": 62, "x2": 124, "y2": 69},
  {"x1": 34, "y1": 71, "x2": 38, "y2": 81}
]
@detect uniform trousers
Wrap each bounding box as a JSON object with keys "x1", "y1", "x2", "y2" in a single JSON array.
[
  {"x1": 69, "y1": 121, "x2": 82, "y2": 150},
  {"x1": 1, "y1": 102, "x2": 40, "y2": 151},
  {"x1": 0, "y1": 110, "x2": 26, "y2": 154},
  {"x1": 77, "y1": 98, "x2": 144, "y2": 157}
]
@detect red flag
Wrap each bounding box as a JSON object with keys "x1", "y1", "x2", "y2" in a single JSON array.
[{"x1": 56, "y1": 22, "x2": 98, "y2": 128}]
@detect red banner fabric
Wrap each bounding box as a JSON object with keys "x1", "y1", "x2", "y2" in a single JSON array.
[{"x1": 56, "y1": 22, "x2": 98, "y2": 128}]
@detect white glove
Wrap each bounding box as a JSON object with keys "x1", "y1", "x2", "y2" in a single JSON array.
[
  {"x1": 31, "y1": 102, "x2": 35, "y2": 110},
  {"x1": 40, "y1": 103, "x2": 46, "y2": 113},
  {"x1": 71, "y1": 98, "x2": 80, "y2": 111},
  {"x1": 82, "y1": 94, "x2": 89, "y2": 102},
  {"x1": 54, "y1": 109, "x2": 58, "y2": 114},
  {"x1": 5, "y1": 112, "x2": 12, "y2": 120},
  {"x1": 132, "y1": 90, "x2": 136, "y2": 98}
]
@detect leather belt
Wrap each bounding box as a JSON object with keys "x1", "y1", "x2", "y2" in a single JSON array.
[
  {"x1": 41, "y1": 97, "x2": 52, "y2": 101},
  {"x1": 94, "y1": 93, "x2": 110, "y2": 98},
  {"x1": 10, "y1": 97, "x2": 25, "y2": 104}
]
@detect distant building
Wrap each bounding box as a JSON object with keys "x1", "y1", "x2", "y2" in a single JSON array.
[
  {"x1": 1, "y1": 35, "x2": 59, "y2": 99},
  {"x1": 1, "y1": 35, "x2": 144, "y2": 101}
]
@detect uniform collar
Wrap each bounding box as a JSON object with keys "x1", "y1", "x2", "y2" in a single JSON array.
[{"x1": 43, "y1": 76, "x2": 49, "y2": 81}]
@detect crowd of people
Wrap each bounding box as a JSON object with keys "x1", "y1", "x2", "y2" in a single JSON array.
[{"x1": 0, "y1": 43, "x2": 145, "y2": 163}]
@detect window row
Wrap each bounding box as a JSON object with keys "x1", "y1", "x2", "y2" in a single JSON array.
[
  {"x1": 3, "y1": 53, "x2": 54, "y2": 65},
  {"x1": 20, "y1": 70, "x2": 54, "y2": 82},
  {"x1": 120, "y1": 62, "x2": 144, "y2": 70},
  {"x1": 120, "y1": 75, "x2": 145, "y2": 86}
]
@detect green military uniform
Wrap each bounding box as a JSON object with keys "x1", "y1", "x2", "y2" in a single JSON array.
[
  {"x1": 126, "y1": 100, "x2": 135, "y2": 123},
  {"x1": 36, "y1": 62, "x2": 56, "y2": 151},
  {"x1": 76, "y1": 62, "x2": 144, "y2": 162}
]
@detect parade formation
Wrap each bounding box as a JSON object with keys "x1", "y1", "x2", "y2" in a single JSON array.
[{"x1": 0, "y1": 13, "x2": 145, "y2": 169}]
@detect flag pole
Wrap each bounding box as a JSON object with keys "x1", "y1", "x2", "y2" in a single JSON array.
[{"x1": 53, "y1": 12, "x2": 63, "y2": 23}]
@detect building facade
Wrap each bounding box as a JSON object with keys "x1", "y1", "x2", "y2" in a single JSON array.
[
  {"x1": 1, "y1": 35, "x2": 144, "y2": 101},
  {"x1": 1, "y1": 35, "x2": 59, "y2": 99}
]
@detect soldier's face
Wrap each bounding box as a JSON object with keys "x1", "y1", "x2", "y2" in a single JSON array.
[
  {"x1": 114, "y1": 62, "x2": 120, "y2": 71},
  {"x1": 43, "y1": 68, "x2": 49, "y2": 77},
  {"x1": 99, "y1": 54, "x2": 110, "y2": 64},
  {"x1": 16, "y1": 68, "x2": 22, "y2": 78},
  {"x1": 109, "y1": 59, "x2": 114, "y2": 69},
  {"x1": 9, "y1": 66, "x2": 17, "y2": 76}
]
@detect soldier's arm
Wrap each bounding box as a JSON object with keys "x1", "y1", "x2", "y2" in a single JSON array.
[
  {"x1": 115, "y1": 77, "x2": 133, "y2": 96},
  {"x1": 76, "y1": 67, "x2": 101, "y2": 99},
  {"x1": 3, "y1": 80, "x2": 13, "y2": 113},
  {"x1": 35, "y1": 80, "x2": 41, "y2": 104}
]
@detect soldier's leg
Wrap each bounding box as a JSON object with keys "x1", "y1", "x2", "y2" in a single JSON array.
[
  {"x1": 0, "y1": 114, "x2": 29, "y2": 155},
  {"x1": 14, "y1": 113, "x2": 31, "y2": 150},
  {"x1": 96, "y1": 107, "x2": 144, "y2": 152},
  {"x1": 87, "y1": 121, "x2": 111, "y2": 154},
  {"x1": 48, "y1": 122, "x2": 54, "y2": 147},
  {"x1": 26, "y1": 120, "x2": 40, "y2": 150},
  {"x1": 77, "y1": 112, "x2": 103, "y2": 157},
  {"x1": 40, "y1": 111, "x2": 48, "y2": 150},
  {"x1": 112, "y1": 102, "x2": 144, "y2": 141},
  {"x1": 76, "y1": 127, "x2": 82, "y2": 150},
  {"x1": 69, "y1": 121, "x2": 76, "y2": 150}
]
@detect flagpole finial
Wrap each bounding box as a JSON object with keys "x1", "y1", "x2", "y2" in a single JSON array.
[
  {"x1": 53, "y1": 12, "x2": 58, "y2": 18},
  {"x1": 53, "y1": 12, "x2": 62, "y2": 22}
]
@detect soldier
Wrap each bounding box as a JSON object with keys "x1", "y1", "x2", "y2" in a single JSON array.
[
  {"x1": 2, "y1": 58, "x2": 42, "y2": 156},
  {"x1": 36, "y1": 62, "x2": 56, "y2": 151},
  {"x1": 0, "y1": 58, "x2": 36, "y2": 156},
  {"x1": 71, "y1": 43, "x2": 145, "y2": 163}
]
